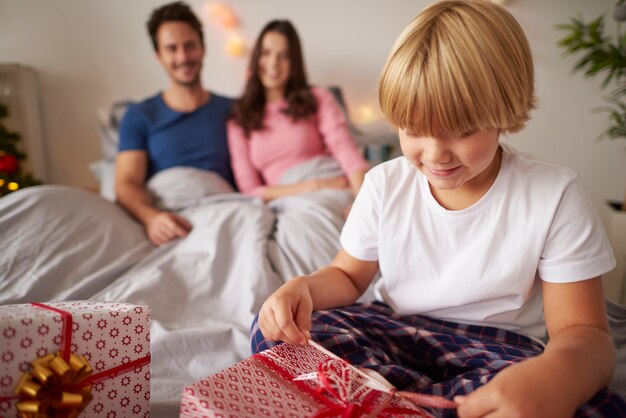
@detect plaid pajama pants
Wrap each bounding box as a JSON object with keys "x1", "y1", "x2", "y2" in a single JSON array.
[{"x1": 251, "y1": 301, "x2": 626, "y2": 418}]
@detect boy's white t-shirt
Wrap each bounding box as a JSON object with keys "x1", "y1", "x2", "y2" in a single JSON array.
[{"x1": 340, "y1": 143, "x2": 615, "y2": 342}]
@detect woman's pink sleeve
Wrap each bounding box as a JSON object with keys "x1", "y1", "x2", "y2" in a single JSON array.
[
  {"x1": 226, "y1": 121, "x2": 266, "y2": 197},
  {"x1": 314, "y1": 87, "x2": 370, "y2": 176}
]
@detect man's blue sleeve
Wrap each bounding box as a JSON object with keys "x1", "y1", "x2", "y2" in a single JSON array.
[{"x1": 118, "y1": 105, "x2": 148, "y2": 152}]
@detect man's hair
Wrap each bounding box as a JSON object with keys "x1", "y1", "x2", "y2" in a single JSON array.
[
  {"x1": 147, "y1": 1, "x2": 204, "y2": 51},
  {"x1": 378, "y1": 0, "x2": 536, "y2": 137}
]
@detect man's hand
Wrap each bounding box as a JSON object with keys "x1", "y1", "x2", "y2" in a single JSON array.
[{"x1": 145, "y1": 211, "x2": 193, "y2": 246}]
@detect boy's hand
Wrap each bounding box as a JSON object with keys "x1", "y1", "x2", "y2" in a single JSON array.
[
  {"x1": 258, "y1": 277, "x2": 313, "y2": 346},
  {"x1": 455, "y1": 356, "x2": 577, "y2": 418}
]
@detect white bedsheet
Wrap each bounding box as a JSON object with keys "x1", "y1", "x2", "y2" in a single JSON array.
[
  {"x1": 0, "y1": 161, "x2": 356, "y2": 416},
  {"x1": 92, "y1": 196, "x2": 284, "y2": 415},
  {"x1": 0, "y1": 185, "x2": 153, "y2": 303}
]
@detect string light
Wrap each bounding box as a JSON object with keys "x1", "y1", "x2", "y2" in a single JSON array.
[
  {"x1": 8, "y1": 181, "x2": 18, "y2": 191},
  {"x1": 359, "y1": 106, "x2": 376, "y2": 123},
  {"x1": 0, "y1": 179, "x2": 4, "y2": 187},
  {"x1": 226, "y1": 34, "x2": 246, "y2": 57},
  {"x1": 355, "y1": 104, "x2": 383, "y2": 124},
  {"x1": 209, "y1": 3, "x2": 238, "y2": 29},
  {"x1": 203, "y1": 1, "x2": 247, "y2": 57}
]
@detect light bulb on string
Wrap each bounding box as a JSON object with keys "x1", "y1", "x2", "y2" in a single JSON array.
[
  {"x1": 226, "y1": 34, "x2": 246, "y2": 57},
  {"x1": 208, "y1": 2, "x2": 238, "y2": 29},
  {"x1": 202, "y1": 1, "x2": 247, "y2": 58}
]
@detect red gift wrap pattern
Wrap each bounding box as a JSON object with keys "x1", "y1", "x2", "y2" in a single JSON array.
[
  {"x1": 0, "y1": 301, "x2": 151, "y2": 418},
  {"x1": 180, "y1": 342, "x2": 454, "y2": 418}
]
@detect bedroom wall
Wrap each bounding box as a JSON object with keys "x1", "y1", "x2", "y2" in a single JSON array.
[{"x1": 0, "y1": 0, "x2": 624, "y2": 220}]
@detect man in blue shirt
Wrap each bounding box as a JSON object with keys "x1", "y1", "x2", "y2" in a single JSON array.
[{"x1": 116, "y1": 1, "x2": 234, "y2": 246}]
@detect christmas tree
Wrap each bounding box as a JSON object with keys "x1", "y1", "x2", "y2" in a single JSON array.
[{"x1": 0, "y1": 102, "x2": 42, "y2": 196}]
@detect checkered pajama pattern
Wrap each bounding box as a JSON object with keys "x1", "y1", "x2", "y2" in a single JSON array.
[{"x1": 251, "y1": 301, "x2": 626, "y2": 418}]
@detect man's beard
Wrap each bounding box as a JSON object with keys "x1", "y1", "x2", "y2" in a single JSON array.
[
  {"x1": 175, "y1": 75, "x2": 201, "y2": 88},
  {"x1": 172, "y1": 61, "x2": 202, "y2": 87}
]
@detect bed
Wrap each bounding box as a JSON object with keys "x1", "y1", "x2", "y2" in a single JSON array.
[
  {"x1": 0, "y1": 155, "x2": 381, "y2": 416},
  {"x1": 2, "y1": 174, "x2": 626, "y2": 417},
  {"x1": 1, "y1": 102, "x2": 625, "y2": 417}
]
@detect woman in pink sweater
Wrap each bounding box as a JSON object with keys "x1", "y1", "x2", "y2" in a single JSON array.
[{"x1": 227, "y1": 20, "x2": 369, "y2": 202}]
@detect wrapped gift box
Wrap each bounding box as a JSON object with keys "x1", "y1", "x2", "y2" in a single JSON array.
[
  {"x1": 0, "y1": 301, "x2": 151, "y2": 418},
  {"x1": 180, "y1": 342, "x2": 453, "y2": 418}
]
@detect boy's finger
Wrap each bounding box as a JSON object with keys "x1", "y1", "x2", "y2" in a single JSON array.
[
  {"x1": 257, "y1": 311, "x2": 278, "y2": 341},
  {"x1": 455, "y1": 389, "x2": 496, "y2": 418},
  {"x1": 294, "y1": 299, "x2": 312, "y2": 340},
  {"x1": 274, "y1": 306, "x2": 307, "y2": 345}
]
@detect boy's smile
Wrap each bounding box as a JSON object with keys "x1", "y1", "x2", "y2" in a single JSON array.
[
  {"x1": 399, "y1": 128, "x2": 501, "y2": 209},
  {"x1": 424, "y1": 165, "x2": 462, "y2": 178}
]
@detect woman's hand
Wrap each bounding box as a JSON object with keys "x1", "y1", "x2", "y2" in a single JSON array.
[
  {"x1": 304, "y1": 176, "x2": 349, "y2": 193},
  {"x1": 260, "y1": 176, "x2": 349, "y2": 202},
  {"x1": 258, "y1": 277, "x2": 313, "y2": 346}
]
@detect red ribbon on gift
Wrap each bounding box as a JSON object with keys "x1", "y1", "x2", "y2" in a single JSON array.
[
  {"x1": 313, "y1": 359, "x2": 423, "y2": 418},
  {"x1": 309, "y1": 358, "x2": 448, "y2": 418},
  {"x1": 255, "y1": 341, "x2": 457, "y2": 418},
  {"x1": 0, "y1": 302, "x2": 151, "y2": 416},
  {"x1": 28, "y1": 302, "x2": 151, "y2": 387}
]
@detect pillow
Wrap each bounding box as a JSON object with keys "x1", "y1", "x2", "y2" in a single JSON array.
[
  {"x1": 147, "y1": 167, "x2": 235, "y2": 211},
  {"x1": 97, "y1": 101, "x2": 135, "y2": 160},
  {"x1": 89, "y1": 158, "x2": 116, "y2": 201}
]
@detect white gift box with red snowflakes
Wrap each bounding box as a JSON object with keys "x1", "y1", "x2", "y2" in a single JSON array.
[
  {"x1": 0, "y1": 301, "x2": 151, "y2": 418},
  {"x1": 180, "y1": 341, "x2": 456, "y2": 418}
]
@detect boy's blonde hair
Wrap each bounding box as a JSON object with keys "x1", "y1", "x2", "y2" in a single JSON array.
[{"x1": 379, "y1": 0, "x2": 536, "y2": 136}]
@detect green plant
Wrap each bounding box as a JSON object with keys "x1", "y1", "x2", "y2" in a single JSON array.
[{"x1": 557, "y1": 4, "x2": 626, "y2": 142}]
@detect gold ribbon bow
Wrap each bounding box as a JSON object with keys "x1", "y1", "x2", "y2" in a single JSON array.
[{"x1": 14, "y1": 352, "x2": 94, "y2": 418}]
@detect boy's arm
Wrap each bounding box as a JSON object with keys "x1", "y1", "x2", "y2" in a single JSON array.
[
  {"x1": 456, "y1": 277, "x2": 614, "y2": 418},
  {"x1": 540, "y1": 276, "x2": 614, "y2": 402},
  {"x1": 309, "y1": 249, "x2": 379, "y2": 309},
  {"x1": 258, "y1": 249, "x2": 378, "y2": 345}
]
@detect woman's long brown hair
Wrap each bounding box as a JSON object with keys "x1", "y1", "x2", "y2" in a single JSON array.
[{"x1": 230, "y1": 20, "x2": 317, "y2": 137}]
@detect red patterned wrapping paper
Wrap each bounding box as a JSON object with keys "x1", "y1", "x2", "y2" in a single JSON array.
[
  {"x1": 180, "y1": 343, "x2": 440, "y2": 418},
  {"x1": 0, "y1": 301, "x2": 151, "y2": 418}
]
